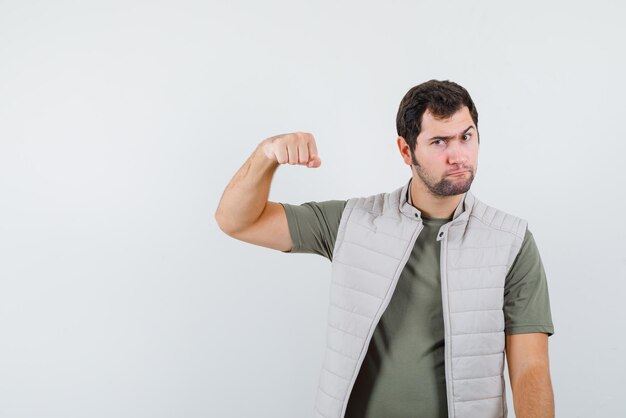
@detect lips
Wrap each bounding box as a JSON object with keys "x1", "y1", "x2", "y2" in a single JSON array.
[{"x1": 448, "y1": 170, "x2": 469, "y2": 176}]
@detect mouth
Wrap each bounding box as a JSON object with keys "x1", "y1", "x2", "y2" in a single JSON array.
[{"x1": 448, "y1": 170, "x2": 469, "y2": 176}]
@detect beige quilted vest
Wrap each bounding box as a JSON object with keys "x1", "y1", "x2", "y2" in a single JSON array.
[{"x1": 313, "y1": 177, "x2": 527, "y2": 418}]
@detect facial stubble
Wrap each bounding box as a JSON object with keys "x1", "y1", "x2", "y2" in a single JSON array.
[{"x1": 410, "y1": 150, "x2": 475, "y2": 197}]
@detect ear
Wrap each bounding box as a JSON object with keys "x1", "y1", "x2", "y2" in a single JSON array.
[{"x1": 397, "y1": 136, "x2": 413, "y2": 166}]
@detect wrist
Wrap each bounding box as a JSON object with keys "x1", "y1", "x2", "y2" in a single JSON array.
[{"x1": 254, "y1": 140, "x2": 279, "y2": 171}]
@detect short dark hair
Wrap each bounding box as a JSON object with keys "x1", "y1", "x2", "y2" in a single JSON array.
[{"x1": 396, "y1": 80, "x2": 479, "y2": 151}]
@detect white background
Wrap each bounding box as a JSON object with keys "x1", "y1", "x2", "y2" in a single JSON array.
[{"x1": 1, "y1": 1, "x2": 625, "y2": 417}]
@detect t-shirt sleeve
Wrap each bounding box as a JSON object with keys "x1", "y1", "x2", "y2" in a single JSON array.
[
  {"x1": 279, "y1": 200, "x2": 348, "y2": 261},
  {"x1": 504, "y1": 227, "x2": 555, "y2": 336}
]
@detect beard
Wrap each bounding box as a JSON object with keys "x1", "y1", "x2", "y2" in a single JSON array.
[{"x1": 410, "y1": 150, "x2": 475, "y2": 197}]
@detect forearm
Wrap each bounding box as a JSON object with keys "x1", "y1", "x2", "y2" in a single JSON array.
[
  {"x1": 511, "y1": 365, "x2": 555, "y2": 418},
  {"x1": 215, "y1": 140, "x2": 279, "y2": 233}
]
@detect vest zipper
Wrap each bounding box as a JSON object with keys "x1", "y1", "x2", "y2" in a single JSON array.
[{"x1": 439, "y1": 226, "x2": 455, "y2": 418}]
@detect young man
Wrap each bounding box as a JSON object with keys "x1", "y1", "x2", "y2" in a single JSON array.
[{"x1": 215, "y1": 80, "x2": 555, "y2": 418}]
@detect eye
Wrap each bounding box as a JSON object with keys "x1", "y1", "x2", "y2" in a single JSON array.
[
  {"x1": 432, "y1": 139, "x2": 446, "y2": 146},
  {"x1": 463, "y1": 133, "x2": 472, "y2": 141}
]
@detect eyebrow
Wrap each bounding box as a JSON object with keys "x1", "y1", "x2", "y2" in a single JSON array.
[{"x1": 427, "y1": 125, "x2": 475, "y2": 142}]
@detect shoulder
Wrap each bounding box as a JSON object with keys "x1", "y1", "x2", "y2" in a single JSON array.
[
  {"x1": 468, "y1": 194, "x2": 528, "y2": 240},
  {"x1": 345, "y1": 184, "x2": 404, "y2": 215}
]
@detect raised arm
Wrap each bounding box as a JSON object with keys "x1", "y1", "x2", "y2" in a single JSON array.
[{"x1": 214, "y1": 132, "x2": 321, "y2": 251}]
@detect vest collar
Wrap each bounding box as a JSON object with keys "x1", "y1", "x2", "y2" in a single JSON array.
[{"x1": 399, "y1": 176, "x2": 475, "y2": 224}]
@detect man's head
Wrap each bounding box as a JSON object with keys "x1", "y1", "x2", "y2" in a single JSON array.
[{"x1": 396, "y1": 80, "x2": 480, "y2": 197}]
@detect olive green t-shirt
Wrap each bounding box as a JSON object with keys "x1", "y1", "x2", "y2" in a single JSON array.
[{"x1": 280, "y1": 196, "x2": 554, "y2": 418}]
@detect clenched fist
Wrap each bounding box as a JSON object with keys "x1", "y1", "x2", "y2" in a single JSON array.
[{"x1": 260, "y1": 132, "x2": 322, "y2": 168}]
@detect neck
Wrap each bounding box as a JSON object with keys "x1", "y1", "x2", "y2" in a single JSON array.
[{"x1": 410, "y1": 179, "x2": 464, "y2": 219}]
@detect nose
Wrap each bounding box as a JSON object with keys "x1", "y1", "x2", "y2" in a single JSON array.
[{"x1": 447, "y1": 142, "x2": 468, "y2": 167}]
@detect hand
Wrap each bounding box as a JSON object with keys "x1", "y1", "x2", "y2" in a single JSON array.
[{"x1": 260, "y1": 132, "x2": 322, "y2": 168}]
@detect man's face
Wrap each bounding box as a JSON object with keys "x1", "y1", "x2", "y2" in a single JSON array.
[{"x1": 409, "y1": 106, "x2": 479, "y2": 197}]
